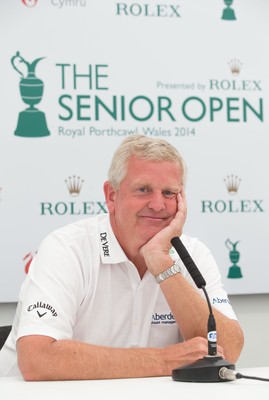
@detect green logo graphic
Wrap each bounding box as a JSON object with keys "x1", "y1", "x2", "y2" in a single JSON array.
[
  {"x1": 11, "y1": 51, "x2": 50, "y2": 137},
  {"x1": 222, "y1": 0, "x2": 236, "y2": 21},
  {"x1": 225, "y1": 239, "x2": 243, "y2": 278}
]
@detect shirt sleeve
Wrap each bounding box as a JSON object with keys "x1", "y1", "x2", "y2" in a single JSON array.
[
  {"x1": 16, "y1": 231, "x2": 87, "y2": 341},
  {"x1": 180, "y1": 236, "x2": 237, "y2": 320}
]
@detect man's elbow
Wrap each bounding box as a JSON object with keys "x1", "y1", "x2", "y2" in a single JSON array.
[
  {"x1": 18, "y1": 351, "x2": 50, "y2": 381},
  {"x1": 18, "y1": 355, "x2": 42, "y2": 381},
  {"x1": 17, "y1": 335, "x2": 56, "y2": 381}
]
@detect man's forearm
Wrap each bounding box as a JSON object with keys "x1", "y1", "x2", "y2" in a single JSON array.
[
  {"x1": 17, "y1": 336, "x2": 167, "y2": 381},
  {"x1": 17, "y1": 333, "x2": 217, "y2": 381},
  {"x1": 159, "y1": 273, "x2": 244, "y2": 363}
]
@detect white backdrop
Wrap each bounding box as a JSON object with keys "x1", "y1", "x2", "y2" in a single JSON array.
[{"x1": 0, "y1": 0, "x2": 268, "y2": 301}]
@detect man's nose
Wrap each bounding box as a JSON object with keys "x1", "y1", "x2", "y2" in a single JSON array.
[{"x1": 147, "y1": 192, "x2": 166, "y2": 212}]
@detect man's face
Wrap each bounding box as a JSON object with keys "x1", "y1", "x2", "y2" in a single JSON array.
[{"x1": 104, "y1": 156, "x2": 183, "y2": 258}]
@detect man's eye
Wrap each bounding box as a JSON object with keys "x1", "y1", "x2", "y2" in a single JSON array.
[
  {"x1": 163, "y1": 191, "x2": 175, "y2": 198},
  {"x1": 138, "y1": 187, "x2": 148, "y2": 193},
  {"x1": 136, "y1": 187, "x2": 152, "y2": 195}
]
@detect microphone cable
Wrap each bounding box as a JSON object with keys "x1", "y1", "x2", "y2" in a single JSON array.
[
  {"x1": 201, "y1": 285, "x2": 217, "y2": 356},
  {"x1": 219, "y1": 367, "x2": 269, "y2": 382}
]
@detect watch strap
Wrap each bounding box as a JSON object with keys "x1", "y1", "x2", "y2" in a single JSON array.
[{"x1": 154, "y1": 262, "x2": 181, "y2": 284}]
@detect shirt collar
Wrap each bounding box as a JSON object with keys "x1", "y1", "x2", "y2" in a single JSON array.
[
  {"x1": 98, "y1": 215, "x2": 193, "y2": 266},
  {"x1": 98, "y1": 214, "x2": 128, "y2": 264}
]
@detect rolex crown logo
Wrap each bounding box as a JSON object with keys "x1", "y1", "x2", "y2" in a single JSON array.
[
  {"x1": 228, "y1": 59, "x2": 242, "y2": 76},
  {"x1": 224, "y1": 175, "x2": 241, "y2": 195},
  {"x1": 65, "y1": 175, "x2": 84, "y2": 196}
]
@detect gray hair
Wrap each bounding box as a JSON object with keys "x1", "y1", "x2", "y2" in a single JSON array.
[{"x1": 107, "y1": 135, "x2": 186, "y2": 189}]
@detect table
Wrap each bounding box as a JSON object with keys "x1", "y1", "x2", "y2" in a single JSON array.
[{"x1": 1, "y1": 367, "x2": 269, "y2": 400}]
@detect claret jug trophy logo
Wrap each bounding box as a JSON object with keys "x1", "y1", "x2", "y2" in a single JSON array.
[
  {"x1": 225, "y1": 239, "x2": 243, "y2": 278},
  {"x1": 11, "y1": 51, "x2": 50, "y2": 137},
  {"x1": 221, "y1": 0, "x2": 236, "y2": 21}
]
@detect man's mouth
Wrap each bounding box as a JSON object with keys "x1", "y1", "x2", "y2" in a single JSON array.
[{"x1": 139, "y1": 215, "x2": 170, "y2": 223}]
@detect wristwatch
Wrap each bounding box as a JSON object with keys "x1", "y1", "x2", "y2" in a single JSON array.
[{"x1": 154, "y1": 263, "x2": 181, "y2": 284}]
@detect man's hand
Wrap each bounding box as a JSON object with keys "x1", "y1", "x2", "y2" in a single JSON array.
[
  {"x1": 140, "y1": 188, "x2": 187, "y2": 276},
  {"x1": 162, "y1": 336, "x2": 225, "y2": 373}
]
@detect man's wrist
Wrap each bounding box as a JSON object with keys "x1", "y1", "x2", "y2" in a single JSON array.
[{"x1": 154, "y1": 263, "x2": 181, "y2": 284}]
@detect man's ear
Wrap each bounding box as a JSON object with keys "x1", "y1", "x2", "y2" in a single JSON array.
[{"x1": 103, "y1": 181, "x2": 116, "y2": 212}]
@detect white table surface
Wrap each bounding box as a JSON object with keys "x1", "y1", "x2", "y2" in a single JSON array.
[{"x1": 1, "y1": 367, "x2": 269, "y2": 400}]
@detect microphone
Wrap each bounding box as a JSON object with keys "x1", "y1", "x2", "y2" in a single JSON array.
[
  {"x1": 170, "y1": 236, "x2": 236, "y2": 382},
  {"x1": 171, "y1": 237, "x2": 206, "y2": 289}
]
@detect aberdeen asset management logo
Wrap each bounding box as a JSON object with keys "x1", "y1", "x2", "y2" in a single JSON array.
[
  {"x1": 11, "y1": 51, "x2": 50, "y2": 137},
  {"x1": 151, "y1": 312, "x2": 176, "y2": 325}
]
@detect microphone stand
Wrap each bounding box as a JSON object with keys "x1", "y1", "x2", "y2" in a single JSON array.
[{"x1": 170, "y1": 237, "x2": 235, "y2": 382}]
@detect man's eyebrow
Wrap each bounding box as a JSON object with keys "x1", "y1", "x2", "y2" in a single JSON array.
[
  {"x1": 131, "y1": 180, "x2": 152, "y2": 189},
  {"x1": 131, "y1": 180, "x2": 150, "y2": 187}
]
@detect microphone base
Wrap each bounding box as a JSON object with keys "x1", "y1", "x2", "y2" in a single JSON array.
[{"x1": 172, "y1": 355, "x2": 235, "y2": 382}]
